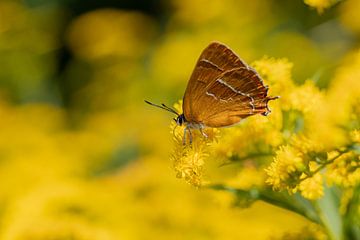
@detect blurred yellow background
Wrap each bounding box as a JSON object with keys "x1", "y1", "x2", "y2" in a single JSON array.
[{"x1": 0, "y1": 0, "x2": 358, "y2": 239}]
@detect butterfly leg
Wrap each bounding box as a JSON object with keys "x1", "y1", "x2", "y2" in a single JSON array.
[
  {"x1": 183, "y1": 127, "x2": 187, "y2": 145},
  {"x1": 183, "y1": 126, "x2": 193, "y2": 145},
  {"x1": 200, "y1": 128, "x2": 208, "y2": 138},
  {"x1": 189, "y1": 128, "x2": 193, "y2": 144},
  {"x1": 183, "y1": 126, "x2": 192, "y2": 145}
]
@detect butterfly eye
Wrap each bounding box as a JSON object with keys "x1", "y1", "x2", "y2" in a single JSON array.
[{"x1": 174, "y1": 116, "x2": 183, "y2": 126}]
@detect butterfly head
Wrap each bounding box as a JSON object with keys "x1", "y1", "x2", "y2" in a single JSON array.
[{"x1": 174, "y1": 114, "x2": 186, "y2": 126}]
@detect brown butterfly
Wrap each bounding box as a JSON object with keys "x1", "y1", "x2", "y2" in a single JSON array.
[{"x1": 145, "y1": 41, "x2": 279, "y2": 144}]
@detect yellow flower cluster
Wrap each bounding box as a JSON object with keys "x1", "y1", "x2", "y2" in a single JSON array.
[
  {"x1": 2, "y1": 0, "x2": 359, "y2": 238},
  {"x1": 351, "y1": 130, "x2": 360, "y2": 143},
  {"x1": 266, "y1": 146, "x2": 305, "y2": 192},
  {"x1": 304, "y1": 0, "x2": 340, "y2": 13},
  {"x1": 326, "y1": 152, "x2": 360, "y2": 188},
  {"x1": 298, "y1": 172, "x2": 324, "y2": 200},
  {"x1": 171, "y1": 55, "x2": 360, "y2": 203},
  {"x1": 171, "y1": 126, "x2": 209, "y2": 187},
  {"x1": 170, "y1": 101, "x2": 219, "y2": 186}
]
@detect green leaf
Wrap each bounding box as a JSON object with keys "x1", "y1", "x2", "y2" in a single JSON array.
[
  {"x1": 343, "y1": 186, "x2": 360, "y2": 240},
  {"x1": 316, "y1": 186, "x2": 342, "y2": 240},
  {"x1": 208, "y1": 185, "x2": 321, "y2": 224}
]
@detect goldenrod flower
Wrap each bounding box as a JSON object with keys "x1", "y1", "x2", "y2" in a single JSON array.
[
  {"x1": 170, "y1": 101, "x2": 219, "y2": 187},
  {"x1": 304, "y1": 0, "x2": 339, "y2": 13},
  {"x1": 291, "y1": 134, "x2": 324, "y2": 155},
  {"x1": 298, "y1": 172, "x2": 324, "y2": 200},
  {"x1": 326, "y1": 152, "x2": 360, "y2": 187},
  {"x1": 252, "y1": 57, "x2": 294, "y2": 99},
  {"x1": 350, "y1": 130, "x2": 360, "y2": 143},
  {"x1": 167, "y1": 53, "x2": 359, "y2": 239},
  {"x1": 265, "y1": 145, "x2": 305, "y2": 192},
  {"x1": 328, "y1": 51, "x2": 360, "y2": 125},
  {"x1": 171, "y1": 137, "x2": 207, "y2": 187},
  {"x1": 340, "y1": 0, "x2": 360, "y2": 35},
  {"x1": 288, "y1": 80, "x2": 324, "y2": 114}
]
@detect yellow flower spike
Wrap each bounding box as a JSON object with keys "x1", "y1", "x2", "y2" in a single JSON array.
[
  {"x1": 350, "y1": 130, "x2": 360, "y2": 143},
  {"x1": 298, "y1": 172, "x2": 324, "y2": 200},
  {"x1": 328, "y1": 51, "x2": 360, "y2": 125},
  {"x1": 304, "y1": 0, "x2": 339, "y2": 14},
  {"x1": 288, "y1": 80, "x2": 325, "y2": 114},
  {"x1": 171, "y1": 125, "x2": 216, "y2": 187},
  {"x1": 265, "y1": 145, "x2": 305, "y2": 192},
  {"x1": 170, "y1": 100, "x2": 219, "y2": 187},
  {"x1": 326, "y1": 152, "x2": 360, "y2": 187},
  {"x1": 291, "y1": 134, "x2": 324, "y2": 155},
  {"x1": 287, "y1": 80, "x2": 342, "y2": 150},
  {"x1": 252, "y1": 57, "x2": 295, "y2": 98},
  {"x1": 327, "y1": 151, "x2": 340, "y2": 161},
  {"x1": 252, "y1": 57, "x2": 293, "y2": 83}
]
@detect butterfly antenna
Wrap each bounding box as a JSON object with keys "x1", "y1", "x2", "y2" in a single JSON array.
[
  {"x1": 144, "y1": 100, "x2": 179, "y2": 116},
  {"x1": 161, "y1": 103, "x2": 179, "y2": 115}
]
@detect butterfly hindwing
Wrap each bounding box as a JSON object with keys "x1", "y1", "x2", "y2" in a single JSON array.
[
  {"x1": 200, "y1": 68, "x2": 274, "y2": 127},
  {"x1": 183, "y1": 42, "x2": 277, "y2": 128}
]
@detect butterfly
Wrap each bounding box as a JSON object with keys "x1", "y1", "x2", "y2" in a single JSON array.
[{"x1": 145, "y1": 41, "x2": 279, "y2": 144}]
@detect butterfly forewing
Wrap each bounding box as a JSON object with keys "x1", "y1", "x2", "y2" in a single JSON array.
[
  {"x1": 183, "y1": 42, "x2": 248, "y2": 122},
  {"x1": 183, "y1": 42, "x2": 277, "y2": 127},
  {"x1": 196, "y1": 42, "x2": 247, "y2": 71}
]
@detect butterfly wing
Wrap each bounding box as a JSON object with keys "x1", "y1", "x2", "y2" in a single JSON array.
[
  {"x1": 183, "y1": 42, "x2": 277, "y2": 127},
  {"x1": 183, "y1": 42, "x2": 247, "y2": 122},
  {"x1": 199, "y1": 67, "x2": 277, "y2": 127}
]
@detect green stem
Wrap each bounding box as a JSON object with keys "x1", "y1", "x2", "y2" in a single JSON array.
[
  {"x1": 220, "y1": 152, "x2": 273, "y2": 167},
  {"x1": 259, "y1": 190, "x2": 321, "y2": 224},
  {"x1": 314, "y1": 186, "x2": 343, "y2": 240},
  {"x1": 207, "y1": 184, "x2": 321, "y2": 224},
  {"x1": 300, "y1": 148, "x2": 349, "y2": 182},
  {"x1": 343, "y1": 186, "x2": 360, "y2": 240}
]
